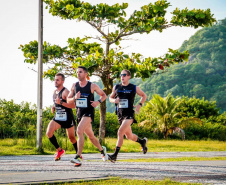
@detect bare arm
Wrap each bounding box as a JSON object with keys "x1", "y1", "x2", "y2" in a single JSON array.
[
  {"x1": 135, "y1": 86, "x2": 147, "y2": 113},
  {"x1": 55, "y1": 88, "x2": 75, "y2": 108},
  {"x1": 67, "y1": 83, "x2": 80, "y2": 104},
  {"x1": 90, "y1": 83, "x2": 107, "y2": 108},
  {"x1": 109, "y1": 85, "x2": 119, "y2": 103},
  {"x1": 52, "y1": 90, "x2": 56, "y2": 113}
]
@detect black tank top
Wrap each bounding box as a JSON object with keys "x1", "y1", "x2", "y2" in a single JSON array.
[
  {"x1": 115, "y1": 83, "x2": 136, "y2": 111},
  {"x1": 53, "y1": 87, "x2": 74, "y2": 121},
  {"x1": 74, "y1": 81, "x2": 94, "y2": 110}
]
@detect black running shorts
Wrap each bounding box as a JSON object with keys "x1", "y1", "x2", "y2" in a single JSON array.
[
  {"x1": 53, "y1": 117, "x2": 75, "y2": 129},
  {"x1": 117, "y1": 109, "x2": 137, "y2": 125},
  {"x1": 76, "y1": 108, "x2": 94, "y2": 124}
]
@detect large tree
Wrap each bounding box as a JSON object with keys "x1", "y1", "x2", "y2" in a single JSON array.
[{"x1": 20, "y1": 0, "x2": 215, "y2": 144}]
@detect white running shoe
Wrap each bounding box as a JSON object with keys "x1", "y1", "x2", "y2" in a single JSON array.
[
  {"x1": 101, "y1": 146, "x2": 108, "y2": 161},
  {"x1": 70, "y1": 155, "x2": 82, "y2": 167}
]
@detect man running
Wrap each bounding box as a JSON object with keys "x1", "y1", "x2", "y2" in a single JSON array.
[
  {"x1": 108, "y1": 69, "x2": 148, "y2": 163},
  {"x1": 67, "y1": 66, "x2": 108, "y2": 167},
  {"x1": 46, "y1": 73, "x2": 77, "y2": 161}
]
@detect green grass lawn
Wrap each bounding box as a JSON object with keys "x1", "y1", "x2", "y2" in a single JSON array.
[{"x1": 0, "y1": 137, "x2": 225, "y2": 156}]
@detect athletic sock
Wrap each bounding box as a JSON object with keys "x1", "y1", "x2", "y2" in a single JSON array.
[
  {"x1": 49, "y1": 135, "x2": 60, "y2": 149},
  {"x1": 113, "y1": 146, "x2": 121, "y2": 157},
  {"x1": 100, "y1": 150, "x2": 104, "y2": 155},
  {"x1": 136, "y1": 137, "x2": 144, "y2": 145},
  {"x1": 73, "y1": 141, "x2": 78, "y2": 153}
]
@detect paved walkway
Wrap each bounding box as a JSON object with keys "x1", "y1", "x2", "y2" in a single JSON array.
[{"x1": 0, "y1": 152, "x2": 226, "y2": 185}]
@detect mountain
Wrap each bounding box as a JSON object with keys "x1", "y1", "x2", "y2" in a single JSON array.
[{"x1": 138, "y1": 18, "x2": 226, "y2": 112}]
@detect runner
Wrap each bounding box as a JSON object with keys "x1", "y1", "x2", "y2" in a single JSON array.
[
  {"x1": 67, "y1": 66, "x2": 108, "y2": 167},
  {"x1": 46, "y1": 73, "x2": 77, "y2": 161},
  {"x1": 108, "y1": 69, "x2": 148, "y2": 163}
]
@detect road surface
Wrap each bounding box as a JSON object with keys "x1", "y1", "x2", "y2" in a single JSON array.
[{"x1": 0, "y1": 151, "x2": 225, "y2": 185}]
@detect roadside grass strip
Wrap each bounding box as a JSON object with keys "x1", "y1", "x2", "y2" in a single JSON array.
[
  {"x1": 118, "y1": 156, "x2": 226, "y2": 162},
  {"x1": 52, "y1": 177, "x2": 202, "y2": 185},
  {"x1": 0, "y1": 138, "x2": 226, "y2": 156}
]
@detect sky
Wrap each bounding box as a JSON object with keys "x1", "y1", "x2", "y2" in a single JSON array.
[{"x1": 0, "y1": 0, "x2": 225, "y2": 108}]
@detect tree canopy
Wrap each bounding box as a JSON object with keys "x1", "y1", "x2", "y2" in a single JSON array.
[{"x1": 19, "y1": 0, "x2": 216, "y2": 86}]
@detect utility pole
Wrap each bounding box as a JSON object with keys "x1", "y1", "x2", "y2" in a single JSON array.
[{"x1": 37, "y1": 0, "x2": 43, "y2": 151}]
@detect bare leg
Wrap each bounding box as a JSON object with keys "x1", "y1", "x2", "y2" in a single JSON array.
[
  {"x1": 46, "y1": 120, "x2": 61, "y2": 150},
  {"x1": 76, "y1": 117, "x2": 90, "y2": 156},
  {"x1": 116, "y1": 119, "x2": 134, "y2": 147},
  {"x1": 66, "y1": 126, "x2": 77, "y2": 144},
  {"x1": 124, "y1": 124, "x2": 138, "y2": 142},
  {"x1": 84, "y1": 123, "x2": 103, "y2": 151}
]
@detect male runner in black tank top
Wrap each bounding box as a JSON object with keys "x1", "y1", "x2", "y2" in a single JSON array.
[
  {"x1": 67, "y1": 66, "x2": 108, "y2": 167},
  {"x1": 108, "y1": 69, "x2": 148, "y2": 163},
  {"x1": 46, "y1": 73, "x2": 78, "y2": 161}
]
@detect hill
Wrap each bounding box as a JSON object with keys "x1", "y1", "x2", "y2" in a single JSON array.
[{"x1": 138, "y1": 18, "x2": 226, "y2": 113}]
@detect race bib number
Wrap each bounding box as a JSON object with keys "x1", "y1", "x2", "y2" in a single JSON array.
[
  {"x1": 55, "y1": 112, "x2": 67, "y2": 121},
  {"x1": 76, "y1": 98, "x2": 88, "y2": 108},
  {"x1": 119, "y1": 99, "x2": 128, "y2": 108}
]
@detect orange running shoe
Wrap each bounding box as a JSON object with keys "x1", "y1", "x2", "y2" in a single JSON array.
[{"x1": 55, "y1": 149, "x2": 65, "y2": 161}]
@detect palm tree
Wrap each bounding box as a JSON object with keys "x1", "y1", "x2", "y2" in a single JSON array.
[{"x1": 147, "y1": 93, "x2": 181, "y2": 138}]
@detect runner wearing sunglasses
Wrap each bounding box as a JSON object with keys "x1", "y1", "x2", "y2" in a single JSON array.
[{"x1": 108, "y1": 69, "x2": 148, "y2": 162}]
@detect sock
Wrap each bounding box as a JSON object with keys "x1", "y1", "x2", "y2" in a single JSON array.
[
  {"x1": 49, "y1": 135, "x2": 60, "y2": 149},
  {"x1": 100, "y1": 150, "x2": 104, "y2": 155},
  {"x1": 136, "y1": 137, "x2": 144, "y2": 145},
  {"x1": 73, "y1": 141, "x2": 78, "y2": 153},
  {"x1": 75, "y1": 154, "x2": 81, "y2": 158},
  {"x1": 113, "y1": 146, "x2": 121, "y2": 157}
]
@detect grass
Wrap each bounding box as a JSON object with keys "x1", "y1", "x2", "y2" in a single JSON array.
[
  {"x1": 0, "y1": 137, "x2": 225, "y2": 156},
  {"x1": 45, "y1": 178, "x2": 202, "y2": 185},
  {"x1": 119, "y1": 156, "x2": 226, "y2": 162},
  {"x1": 106, "y1": 138, "x2": 226, "y2": 152}
]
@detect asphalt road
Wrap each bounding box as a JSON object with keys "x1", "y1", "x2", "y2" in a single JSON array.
[{"x1": 0, "y1": 151, "x2": 226, "y2": 185}]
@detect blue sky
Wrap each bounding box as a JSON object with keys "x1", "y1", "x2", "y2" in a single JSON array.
[{"x1": 0, "y1": 0, "x2": 225, "y2": 108}]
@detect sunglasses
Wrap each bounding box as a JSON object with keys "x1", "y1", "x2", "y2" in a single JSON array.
[{"x1": 120, "y1": 74, "x2": 127, "y2": 77}]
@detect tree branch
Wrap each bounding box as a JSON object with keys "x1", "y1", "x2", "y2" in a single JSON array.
[
  {"x1": 88, "y1": 35, "x2": 106, "y2": 43},
  {"x1": 109, "y1": 23, "x2": 174, "y2": 45},
  {"x1": 86, "y1": 20, "x2": 108, "y2": 39}
]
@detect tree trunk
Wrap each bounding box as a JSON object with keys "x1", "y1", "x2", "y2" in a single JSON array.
[
  {"x1": 98, "y1": 41, "x2": 111, "y2": 144},
  {"x1": 98, "y1": 74, "x2": 113, "y2": 145}
]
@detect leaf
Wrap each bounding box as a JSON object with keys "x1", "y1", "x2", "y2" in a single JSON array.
[
  {"x1": 200, "y1": 13, "x2": 205, "y2": 19},
  {"x1": 195, "y1": 14, "x2": 200, "y2": 18}
]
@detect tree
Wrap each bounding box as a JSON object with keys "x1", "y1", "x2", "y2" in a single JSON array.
[
  {"x1": 19, "y1": 0, "x2": 215, "y2": 143},
  {"x1": 145, "y1": 93, "x2": 182, "y2": 138}
]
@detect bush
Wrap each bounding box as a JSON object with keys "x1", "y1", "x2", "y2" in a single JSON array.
[{"x1": 1, "y1": 98, "x2": 225, "y2": 141}]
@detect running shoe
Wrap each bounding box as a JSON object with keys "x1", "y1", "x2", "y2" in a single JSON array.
[
  {"x1": 141, "y1": 137, "x2": 148, "y2": 154},
  {"x1": 108, "y1": 154, "x2": 117, "y2": 163},
  {"x1": 55, "y1": 149, "x2": 65, "y2": 161},
  {"x1": 70, "y1": 155, "x2": 83, "y2": 163},
  {"x1": 101, "y1": 146, "x2": 108, "y2": 161},
  {"x1": 72, "y1": 155, "x2": 82, "y2": 167}
]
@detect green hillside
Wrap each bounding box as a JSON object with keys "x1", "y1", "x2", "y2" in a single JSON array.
[
  {"x1": 138, "y1": 18, "x2": 226, "y2": 113},
  {"x1": 96, "y1": 19, "x2": 226, "y2": 113}
]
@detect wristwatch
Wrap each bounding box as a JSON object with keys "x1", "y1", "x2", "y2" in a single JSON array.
[
  {"x1": 139, "y1": 102, "x2": 142, "y2": 106},
  {"x1": 98, "y1": 99, "x2": 102, "y2": 103}
]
